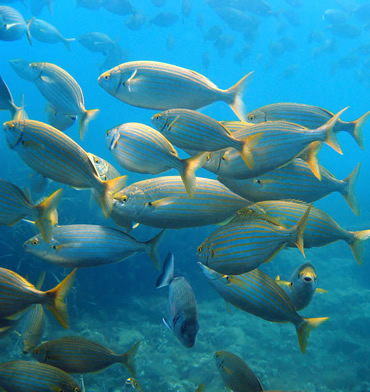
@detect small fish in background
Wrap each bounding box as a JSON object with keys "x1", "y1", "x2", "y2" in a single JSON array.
[
  {"x1": 212, "y1": 7, "x2": 260, "y2": 34},
  {"x1": 105, "y1": 122, "x2": 208, "y2": 198},
  {"x1": 78, "y1": 31, "x2": 117, "y2": 54},
  {"x1": 151, "y1": 0, "x2": 166, "y2": 6},
  {"x1": 76, "y1": 0, "x2": 103, "y2": 10},
  {"x1": 214, "y1": 34, "x2": 234, "y2": 57},
  {"x1": 203, "y1": 24, "x2": 223, "y2": 42},
  {"x1": 150, "y1": 11, "x2": 179, "y2": 27},
  {"x1": 0, "y1": 360, "x2": 82, "y2": 392},
  {"x1": 0, "y1": 5, "x2": 32, "y2": 44},
  {"x1": 0, "y1": 75, "x2": 20, "y2": 118},
  {"x1": 29, "y1": 18, "x2": 75, "y2": 50},
  {"x1": 32, "y1": 336, "x2": 140, "y2": 375},
  {"x1": 29, "y1": 0, "x2": 53, "y2": 16},
  {"x1": 23, "y1": 224, "x2": 165, "y2": 270},
  {"x1": 182, "y1": 0, "x2": 191, "y2": 21},
  {"x1": 0, "y1": 267, "x2": 76, "y2": 329},
  {"x1": 29, "y1": 172, "x2": 49, "y2": 194},
  {"x1": 124, "y1": 377, "x2": 144, "y2": 392},
  {"x1": 326, "y1": 22, "x2": 361, "y2": 39},
  {"x1": 87, "y1": 152, "x2": 121, "y2": 181},
  {"x1": 331, "y1": 55, "x2": 360, "y2": 75},
  {"x1": 353, "y1": 2, "x2": 370, "y2": 23},
  {"x1": 102, "y1": 0, "x2": 133, "y2": 15},
  {"x1": 311, "y1": 37, "x2": 337, "y2": 58},
  {"x1": 17, "y1": 62, "x2": 99, "y2": 140},
  {"x1": 98, "y1": 60, "x2": 253, "y2": 121},
  {"x1": 322, "y1": 8, "x2": 350, "y2": 25},
  {"x1": 166, "y1": 34, "x2": 175, "y2": 51},
  {"x1": 125, "y1": 9, "x2": 146, "y2": 30},
  {"x1": 276, "y1": 263, "x2": 326, "y2": 311},
  {"x1": 199, "y1": 264, "x2": 328, "y2": 353},
  {"x1": 45, "y1": 102, "x2": 77, "y2": 132},
  {"x1": 156, "y1": 252, "x2": 199, "y2": 348}
]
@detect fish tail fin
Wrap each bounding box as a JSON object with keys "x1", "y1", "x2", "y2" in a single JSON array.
[
  {"x1": 305, "y1": 141, "x2": 322, "y2": 180},
  {"x1": 63, "y1": 38, "x2": 76, "y2": 51},
  {"x1": 26, "y1": 17, "x2": 34, "y2": 45},
  {"x1": 35, "y1": 188, "x2": 63, "y2": 243},
  {"x1": 121, "y1": 341, "x2": 140, "y2": 376},
  {"x1": 291, "y1": 204, "x2": 312, "y2": 257},
  {"x1": 342, "y1": 162, "x2": 361, "y2": 215},
  {"x1": 238, "y1": 132, "x2": 262, "y2": 168},
  {"x1": 297, "y1": 316, "x2": 329, "y2": 353},
  {"x1": 350, "y1": 110, "x2": 370, "y2": 150},
  {"x1": 321, "y1": 107, "x2": 347, "y2": 154},
  {"x1": 98, "y1": 175, "x2": 127, "y2": 218},
  {"x1": 44, "y1": 268, "x2": 77, "y2": 329},
  {"x1": 180, "y1": 152, "x2": 209, "y2": 198},
  {"x1": 349, "y1": 229, "x2": 370, "y2": 265},
  {"x1": 79, "y1": 108, "x2": 99, "y2": 140},
  {"x1": 145, "y1": 229, "x2": 166, "y2": 270},
  {"x1": 156, "y1": 252, "x2": 174, "y2": 288},
  {"x1": 226, "y1": 71, "x2": 253, "y2": 121}
]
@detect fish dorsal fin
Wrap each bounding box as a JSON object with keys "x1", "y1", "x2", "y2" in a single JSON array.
[{"x1": 162, "y1": 317, "x2": 173, "y2": 331}]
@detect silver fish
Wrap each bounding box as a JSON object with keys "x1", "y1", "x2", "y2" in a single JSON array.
[
  {"x1": 45, "y1": 103, "x2": 77, "y2": 132},
  {"x1": 0, "y1": 6, "x2": 32, "y2": 44}
]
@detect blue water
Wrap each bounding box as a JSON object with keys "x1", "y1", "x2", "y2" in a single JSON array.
[{"x1": 1, "y1": 0, "x2": 370, "y2": 391}]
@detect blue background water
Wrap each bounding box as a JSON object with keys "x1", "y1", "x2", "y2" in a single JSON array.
[{"x1": 0, "y1": 0, "x2": 370, "y2": 391}]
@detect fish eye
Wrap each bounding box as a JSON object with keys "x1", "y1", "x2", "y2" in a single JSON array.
[
  {"x1": 248, "y1": 114, "x2": 255, "y2": 120},
  {"x1": 121, "y1": 195, "x2": 128, "y2": 203},
  {"x1": 71, "y1": 116, "x2": 77, "y2": 121},
  {"x1": 30, "y1": 63, "x2": 37, "y2": 68},
  {"x1": 33, "y1": 348, "x2": 39, "y2": 354},
  {"x1": 197, "y1": 245, "x2": 202, "y2": 253},
  {"x1": 303, "y1": 276, "x2": 313, "y2": 282},
  {"x1": 154, "y1": 114, "x2": 160, "y2": 120},
  {"x1": 106, "y1": 130, "x2": 111, "y2": 135},
  {"x1": 254, "y1": 179, "x2": 261, "y2": 184},
  {"x1": 31, "y1": 238, "x2": 39, "y2": 246},
  {"x1": 94, "y1": 157, "x2": 100, "y2": 163},
  {"x1": 103, "y1": 73, "x2": 110, "y2": 80}
]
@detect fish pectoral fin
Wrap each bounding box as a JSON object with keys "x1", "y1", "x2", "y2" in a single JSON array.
[
  {"x1": 167, "y1": 115, "x2": 180, "y2": 131},
  {"x1": 223, "y1": 366, "x2": 233, "y2": 376},
  {"x1": 22, "y1": 140, "x2": 47, "y2": 151},
  {"x1": 5, "y1": 307, "x2": 30, "y2": 321},
  {"x1": 316, "y1": 288, "x2": 328, "y2": 294},
  {"x1": 54, "y1": 243, "x2": 80, "y2": 251},
  {"x1": 126, "y1": 69, "x2": 137, "y2": 92},
  {"x1": 40, "y1": 75, "x2": 56, "y2": 85},
  {"x1": 162, "y1": 317, "x2": 173, "y2": 331},
  {"x1": 149, "y1": 197, "x2": 180, "y2": 208}
]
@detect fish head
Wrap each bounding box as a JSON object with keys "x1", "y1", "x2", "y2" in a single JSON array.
[
  {"x1": 87, "y1": 153, "x2": 108, "y2": 180},
  {"x1": 98, "y1": 67, "x2": 122, "y2": 96},
  {"x1": 23, "y1": 235, "x2": 56, "y2": 258},
  {"x1": 124, "y1": 378, "x2": 142, "y2": 392},
  {"x1": 112, "y1": 185, "x2": 146, "y2": 222},
  {"x1": 201, "y1": 150, "x2": 223, "y2": 174},
  {"x1": 151, "y1": 111, "x2": 169, "y2": 132},
  {"x1": 3, "y1": 120, "x2": 24, "y2": 149},
  {"x1": 28, "y1": 62, "x2": 44, "y2": 80},
  {"x1": 196, "y1": 240, "x2": 211, "y2": 265},
  {"x1": 105, "y1": 127, "x2": 121, "y2": 151},
  {"x1": 174, "y1": 315, "x2": 199, "y2": 348},
  {"x1": 291, "y1": 262, "x2": 317, "y2": 290},
  {"x1": 214, "y1": 351, "x2": 227, "y2": 369},
  {"x1": 9, "y1": 58, "x2": 36, "y2": 81},
  {"x1": 246, "y1": 109, "x2": 266, "y2": 123}
]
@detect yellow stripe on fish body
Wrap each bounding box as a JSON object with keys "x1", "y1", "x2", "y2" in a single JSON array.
[
  {"x1": 32, "y1": 336, "x2": 140, "y2": 376},
  {"x1": 203, "y1": 110, "x2": 344, "y2": 180},
  {"x1": 199, "y1": 264, "x2": 328, "y2": 353},
  {"x1": 23, "y1": 224, "x2": 164, "y2": 270},
  {"x1": 0, "y1": 360, "x2": 81, "y2": 392},
  {"x1": 197, "y1": 205, "x2": 311, "y2": 275},
  {"x1": 246, "y1": 102, "x2": 370, "y2": 149},
  {"x1": 105, "y1": 122, "x2": 206, "y2": 197},
  {"x1": 3, "y1": 119, "x2": 126, "y2": 218},
  {"x1": 151, "y1": 109, "x2": 258, "y2": 168},
  {"x1": 27, "y1": 62, "x2": 99, "y2": 139},
  {"x1": 255, "y1": 200, "x2": 370, "y2": 265},
  {"x1": 98, "y1": 60, "x2": 253, "y2": 120},
  {"x1": 20, "y1": 303, "x2": 45, "y2": 354},
  {"x1": 218, "y1": 158, "x2": 360, "y2": 215},
  {"x1": 111, "y1": 176, "x2": 253, "y2": 229}
]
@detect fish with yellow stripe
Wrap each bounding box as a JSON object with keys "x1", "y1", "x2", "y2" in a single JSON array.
[
  {"x1": 199, "y1": 264, "x2": 328, "y2": 353},
  {"x1": 124, "y1": 378, "x2": 144, "y2": 392},
  {"x1": 197, "y1": 205, "x2": 312, "y2": 275},
  {"x1": 0, "y1": 360, "x2": 81, "y2": 392},
  {"x1": 18, "y1": 62, "x2": 99, "y2": 140},
  {"x1": 246, "y1": 102, "x2": 370, "y2": 150},
  {"x1": 0, "y1": 178, "x2": 62, "y2": 242},
  {"x1": 218, "y1": 158, "x2": 361, "y2": 215},
  {"x1": 105, "y1": 122, "x2": 207, "y2": 198},
  {"x1": 111, "y1": 176, "x2": 254, "y2": 231},
  {"x1": 201, "y1": 109, "x2": 345, "y2": 181},
  {"x1": 87, "y1": 152, "x2": 121, "y2": 181},
  {"x1": 32, "y1": 336, "x2": 140, "y2": 376},
  {"x1": 98, "y1": 60, "x2": 252, "y2": 120},
  {"x1": 151, "y1": 108, "x2": 261, "y2": 168},
  {"x1": 23, "y1": 224, "x2": 165, "y2": 270},
  {"x1": 3, "y1": 119, "x2": 127, "y2": 218},
  {"x1": 0, "y1": 267, "x2": 76, "y2": 329},
  {"x1": 253, "y1": 200, "x2": 370, "y2": 265}
]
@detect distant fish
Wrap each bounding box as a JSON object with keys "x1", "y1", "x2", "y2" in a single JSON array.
[
  {"x1": 150, "y1": 11, "x2": 179, "y2": 27},
  {"x1": 78, "y1": 31, "x2": 117, "y2": 54},
  {"x1": 199, "y1": 263, "x2": 328, "y2": 353},
  {"x1": 327, "y1": 22, "x2": 361, "y2": 39},
  {"x1": 29, "y1": 172, "x2": 49, "y2": 194},
  {"x1": 45, "y1": 102, "x2": 77, "y2": 132},
  {"x1": 105, "y1": 122, "x2": 207, "y2": 197},
  {"x1": 0, "y1": 178, "x2": 62, "y2": 242},
  {"x1": 33, "y1": 336, "x2": 140, "y2": 375},
  {"x1": 156, "y1": 252, "x2": 199, "y2": 348},
  {"x1": 276, "y1": 262, "x2": 325, "y2": 311},
  {"x1": 246, "y1": 102, "x2": 369, "y2": 149},
  {"x1": 0, "y1": 5, "x2": 32, "y2": 44},
  {"x1": 0, "y1": 75, "x2": 19, "y2": 117},
  {"x1": 76, "y1": 0, "x2": 102, "y2": 9},
  {"x1": 29, "y1": 0, "x2": 53, "y2": 16},
  {"x1": 124, "y1": 378, "x2": 144, "y2": 392},
  {"x1": 0, "y1": 267, "x2": 76, "y2": 329},
  {"x1": 218, "y1": 159, "x2": 361, "y2": 215},
  {"x1": 98, "y1": 60, "x2": 253, "y2": 121},
  {"x1": 111, "y1": 176, "x2": 254, "y2": 231},
  {"x1": 0, "y1": 360, "x2": 82, "y2": 392},
  {"x1": 22, "y1": 62, "x2": 99, "y2": 140},
  {"x1": 102, "y1": 0, "x2": 133, "y2": 15},
  {"x1": 125, "y1": 9, "x2": 146, "y2": 30},
  {"x1": 3, "y1": 119, "x2": 127, "y2": 218},
  {"x1": 87, "y1": 152, "x2": 121, "y2": 181},
  {"x1": 322, "y1": 9, "x2": 350, "y2": 24},
  {"x1": 23, "y1": 224, "x2": 165, "y2": 270},
  {"x1": 197, "y1": 205, "x2": 311, "y2": 275}
]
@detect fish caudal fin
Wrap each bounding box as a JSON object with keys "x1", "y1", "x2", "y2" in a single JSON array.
[
  {"x1": 79, "y1": 108, "x2": 99, "y2": 140},
  {"x1": 121, "y1": 341, "x2": 140, "y2": 376},
  {"x1": 44, "y1": 268, "x2": 77, "y2": 329},
  {"x1": 226, "y1": 71, "x2": 253, "y2": 121},
  {"x1": 350, "y1": 110, "x2": 370, "y2": 150},
  {"x1": 180, "y1": 152, "x2": 209, "y2": 198},
  {"x1": 321, "y1": 107, "x2": 347, "y2": 154},
  {"x1": 63, "y1": 38, "x2": 76, "y2": 51},
  {"x1": 291, "y1": 204, "x2": 312, "y2": 257},
  {"x1": 305, "y1": 141, "x2": 322, "y2": 180},
  {"x1": 145, "y1": 229, "x2": 166, "y2": 270},
  {"x1": 349, "y1": 229, "x2": 370, "y2": 265},
  {"x1": 156, "y1": 252, "x2": 174, "y2": 288},
  {"x1": 237, "y1": 132, "x2": 262, "y2": 169},
  {"x1": 97, "y1": 175, "x2": 127, "y2": 218},
  {"x1": 297, "y1": 316, "x2": 329, "y2": 353},
  {"x1": 342, "y1": 163, "x2": 361, "y2": 215},
  {"x1": 35, "y1": 188, "x2": 63, "y2": 243},
  {"x1": 26, "y1": 17, "x2": 34, "y2": 46}
]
